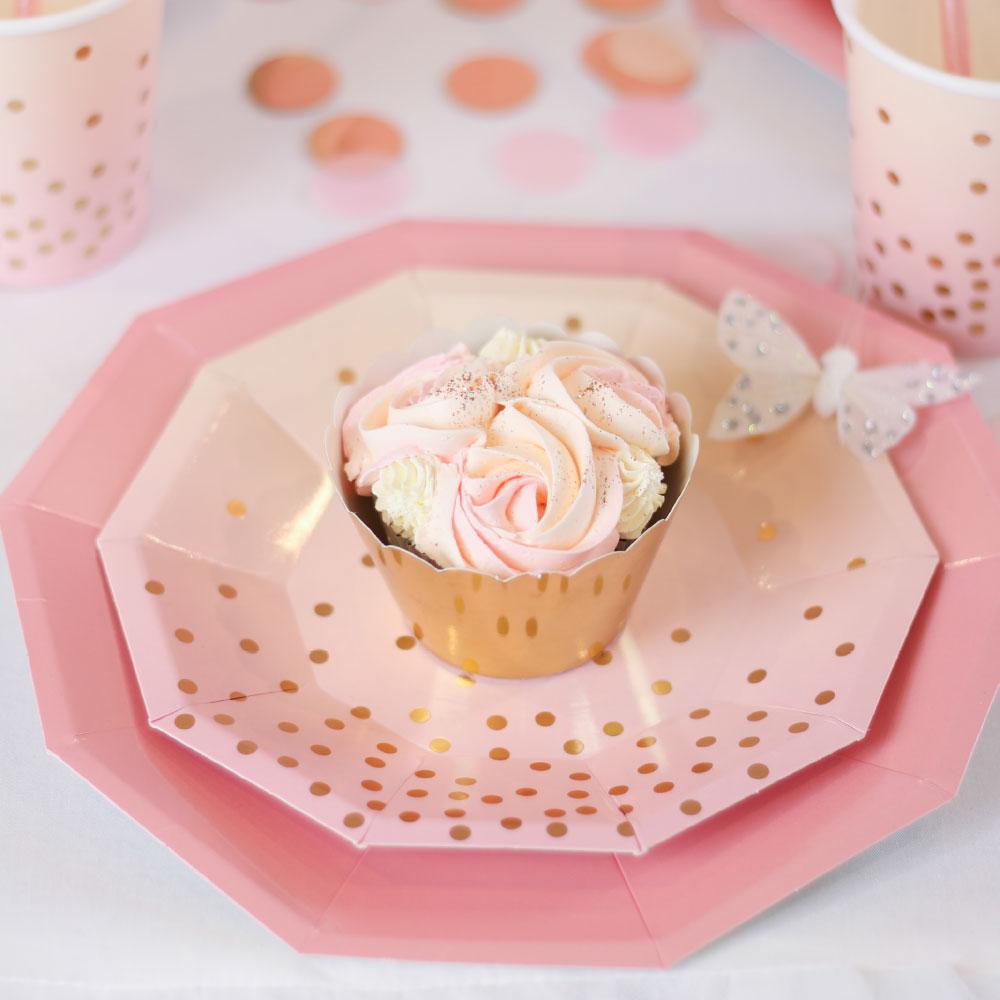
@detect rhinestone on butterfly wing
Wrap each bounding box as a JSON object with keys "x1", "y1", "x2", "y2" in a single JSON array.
[{"x1": 710, "y1": 291, "x2": 819, "y2": 439}]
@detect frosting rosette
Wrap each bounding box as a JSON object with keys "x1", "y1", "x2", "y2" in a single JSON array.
[{"x1": 338, "y1": 322, "x2": 687, "y2": 578}]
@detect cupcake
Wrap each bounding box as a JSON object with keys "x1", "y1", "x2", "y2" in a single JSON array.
[{"x1": 330, "y1": 318, "x2": 698, "y2": 678}]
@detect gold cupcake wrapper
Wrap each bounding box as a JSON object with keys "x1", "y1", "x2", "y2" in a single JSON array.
[{"x1": 328, "y1": 340, "x2": 699, "y2": 679}]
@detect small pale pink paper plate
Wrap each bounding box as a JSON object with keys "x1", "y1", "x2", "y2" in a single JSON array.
[
  {"x1": 97, "y1": 269, "x2": 938, "y2": 855},
  {"x1": 3, "y1": 223, "x2": 1000, "y2": 965}
]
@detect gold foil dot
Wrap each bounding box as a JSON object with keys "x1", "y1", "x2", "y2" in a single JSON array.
[
  {"x1": 415, "y1": 769, "x2": 435, "y2": 779},
  {"x1": 361, "y1": 554, "x2": 375, "y2": 567},
  {"x1": 7, "y1": 99, "x2": 25, "y2": 113},
  {"x1": 899, "y1": 237, "x2": 912, "y2": 251},
  {"x1": 0, "y1": 194, "x2": 14, "y2": 205},
  {"x1": 535, "y1": 711, "x2": 556, "y2": 727},
  {"x1": 941, "y1": 307, "x2": 957, "y2": 320},
  {"x1": 314, "y1": 602, "x2": 333, "y2": 617},
  {"x1": 739, "y1": 736, "x2": 760, "y2": 748},
  {"x1": 576, "y1": 805, "x2": 597, "y2": 815},
  {"x1": 568, "y1": 789, "x2": 588, "y2": 798},
  {"x1": 85, "y1": 113, "x2": 102, "y2": 128},
  {"x1": 748, "y1": 763, "x2": 770, "y2": 779},
  {"x1": 213, "y1": 714, "x2": 234, "y2": 725},
  {"x1": 496, "y1": 616, "x2": 509, "y2": 636},
  {"x1": 622, "y1": 574, "x2": 632, "y2": 592},
  {"x1": 836, "y1": 642, "x2": 855, "y2": 657},
  {"x1": 486, "y1": 715, "x2": 507, "y2": 731},
  {"x1": 337, "y1": 367, "x2": 356, "y2": 384},
  {"x1": 565, "y1": 314, "x2": 582, "y2": 331},
  {"x1": 536, "y1": 573, "x2": 549, "y2": 592},
  {"x1": 969, "y1": 323, "x2": 985, "y2": 336},
  {"x1": 139, "y1": 52, "x2": 150, "y2": 69},
  {"x1": 309, "y1": 649, "x2": 329, "y2": 664},
  {"x1": 971, "y1": 181, "x2": 988, "y2": 195},
  {"x1": 747, "y1": 668, "x2": 767, "y2": 684},
  {"x1": 311, "y1": 744, "x2": 331, "y2": 756},
  {"x1": 377, "y1": 741, "x2": 397, "y2": 754},
  {"x1": 369, "y1": 800, "x2": 386, "y2": 811},
  {"x1": 237, "y1": 740, "x2": 257, "y2": 754},
  {"x1": 789, "y1": 721, "x2": 810, "y2": 733},
  {"x1": 847, "y1": 557, "x2": 866, "y2": 570},
  {"x1": 482, "y1": 794, "x2": 502, "y2": 804},
  {"x1": 472, "y1": 574, "x2": 484, "y2": 592},
  {"x1": 671, "y1": 627, "x2": 691, "y2": 643},
  {"x1": 609, "y1": 785, "x2": 628, "y2": 796},
  {"x1": 448, "y1": 790, "x2": 469, "y2": 800},
  {"x1": 593, "y1": 649, "x2": 613, "y2": 666},
  {"x1": 444, "y1": 808, "x2": 465, "y2": 818},
  {"x1": 757, "y1": 521, "x2": 777, "y2": 541},
  {"x1": 935, "y1": 283, "x2": 952, "y2": 297},
  {"x1": 278, "y1": 721, "x2": 298, "y2": 733},
  {"x1": 970, "y1": 300, "x2": 986, "y2": 312},
  {"x1": 279, "y1": 680, "x2": 298, "y2": 693},
  {"x1": 636, "y1": 736, "x2": 656, "y2": 748},
  {"x1": 651, "y1": 679, "x2": 672, "y2": 695},
  {"x1": 957, "y1": 232, "x2": 974, "y2": 245},
  {"x1": 617, "y1": 821, "x2": 635, "y2": 837},
  {"x1": 878, "y1": 107, "x2": 890, "y2": 123},
  {"x1": 76, "y1": 45, "x2": 92, "y2": 59},
  {"x1": 563, "y1": 739, "x2": 584, "y2": 755},
  {"x1": 968, "y1": 259, "x2": 984, "y2": 271},
  {"x1": 638, "y1": 762, "x2": 659, "y2": 774},
  {"x1": 973, "y1": 279, "x2": 989, "y2": 292},
  {"x1": 3, "y1": 229, "x2": 18, "y2": 241},
  {"x1": 277, "y1": 756, "x2": 298, "y2": 768},
  {"x1": 410, "y1": 707, "x2": 431, "y2": 723},
  {"x1": 696, "y1": 736, "x2": 716, "y2": 747},
  {"x1": 174, "y1": 713, "x2": 195, "y2": 729},
  {"x1": 48, "y1": 180, "x2": 65, "y2": 194},
  {"x1": 344, "y1": 812, "x2": 365, "y2": 828},
  {"x1": 91, "y1": 163, "x2": 106, "y2": 178},
  {"x1": 603, "y1": 721, "x2": 624, "y2": 736},
  {"x1": 887, "y1": 170, "x2": 899, "y2": 185},
  {"x1": 22, "y1": 159, "x2": 38, "y2": 172},
  {"x1": 365, "y1": 756, "x2": 385, "y2": 768},
  {"x1": 501, "y1": 817, "x2": 522, "y2": 829},
  {"x1": 174, "y1": 628, "x2": 194, "y2": 643},
  {"x1": 545, "y1": 808, "x2": 567, "y2": 818},
  {"x1": 230, "y1": 691, "x2": 247, "y2": 701},
  {"x1": 654, "y1": 781, "x2": 674, "y2": 793},
  {"x1": 928, "y1": 255, "x2": 944, "y2": 269},
  {"x1": 429, "y1": 738, "x2": 451, "y2": 753},
  {"x1": 973, "y1": 133, "x2": 991, "y2": 145},
  {"x1": 27, "y1": 218, "x2": 43, "y2": 232},
  {"x1": 39, "y1": 243, "x2": 53, "y2": 255},
  {"x1": 399, "y1": 811, "x2": 421, "y2": 823},
  {"x1": 525, "y1": 617, "x2": 538, "y2": 637},
  {"x1": 325, "y1": 717, "x2": 345, "y2": 730},
  {"x1": 546, "y1": 822, "x2": 568, "y2": 837},
  {"x1": 871, "y1": 200, "x2": 882, "y2": 217},
  {"x1": 361, "y1": 779, "x2": 382, "y2": 791},
  {"x1": 747, "y1": 710, "x2": 768, "y2": 721},
  {"x1": 145, "y1": 579, "x2": 164, "y2": 595},
  {"x1": 457, "y1": 673, "x2": 476, "y2": 687},
  {"x1": 804, "y1": 605, "x2": 822, "y2": 619},
  {"x1": 489, "y1": 747, "x2": 510, "y2": 761},
  {"x1": 516, "y1": 787, "x2": 537, "y2": 797},
  {"x1": 239, "y1": 638, "x2": 259, "y2": 653},
  {"x1": 690, "y1": 708, "x2": 710, "y2": 719},
  {"x1": 815, "y1": 690, "x2": 836, "y2": 705},
  {"x1": 310, "y1": 782, "x2": 331, "y2": 796},
  {"x1": 74, "y1": 197, "x2": 89, "y2": 212},
  {"x1": 450, "y1": 825, "x2": 471, "y2": 841},
  {"x1": 530, "y1": 761, "x2": 551, "y2": 772},
  {"x1": 177, "y1": 679, "x2": 197, "y2": 694},
  {"x1": 455, "y1": 776, "x2": 476, "y2": 785},
  {"x1": 351, "y1": 706, "x2": 371, "y2": 719},
  {"x1": 227, "y1": 499, "x2": 246, "y2": 517},
  {"x1": 569, "y1": 772, "x2": 590, "y2": 781},
  {"x1": 891, "y1": 282, "x2": 905, "y2": 298},
  {"x1": 406, "y1": 789, "x2": 428, "y2": 798}
]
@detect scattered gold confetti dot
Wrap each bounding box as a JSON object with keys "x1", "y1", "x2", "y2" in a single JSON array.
[
  {"x1": 593, "y1": 649, "x2": 613, "y2": 665},
  {"x1": 603, "y1": 721, "x2": 624, "y2": 736},
  {"x1": 309, "y1": 648, "x2": 329, "y2": 664},
  {"x1": 815, "y1": 690, "x2": 836, "y2": 704},
  {"x1": 671, "y1": 627, "x2": 691, "y2": 643},
  {"x1": 377, "y1": 741, "x2": 397, "y2": 754},
  {"x1": 654, "y1": 781, "x2": 674, "y2": 793},
  {"x1": 399, "y1": 811, "x2": 420, "y2": 822},
  {"x1": 638, "y1": 762, "x2": 658, "y2": 774},
  {"x1": 415, "y1": 769, "x2": 435, "y2": 779},
  {"x1": 501, "y1": 817, "x2": 522, "y2": 829},
  {"x1": 344, "y1": 812, "x2": 365, "y2": 828},
  {"x1": 395, "y1": 632, "x2": 416, "y2": 648},
  {"x1": 351, "y1": 706, "x2": 371, "y2": 719},
  {"x1": 617, "y1": 821, "x2": 635, "y2": 837},
  {"x1": 455, "y1": 776, "x2": 476, "y2": 785},
  {"x1": 847, "y1": 556, "x2": 866, "y2": 570},
  {"x1": 237, "y1": 740, "x2": 257, "y2": 755},
  {"x1": 325, "y1": 717, "x2": 345, "y2": 730},
  {"x1": 545, "y1": 808, "x2": 566, "y2": 818},
  {"x1": 213, "y1": 713, "x2": 234, "y2": 725},
  {"x1": 516, "y1": 787, "x2": 537, "y2": 797},
  {"x1": 482, "y1": 794, "x2": 502, "y2": 804},
  {"x1": 310, "y1": 781, "x2": 331, "y2": 796},
  {"x1": 546, "y1": 822, "x2": 567, "y2": 837},
  {"x1": 361, "y1": 779, "x2": 382, "y2": 791},
  {"x1": 535, "y1": 711, "x2": 556, "y2": 726},
  {"x1": 747, "y1": 710, "x2": 767, "y2": 721},
  {"x1": 747, "y1": 668, "x2": 767, "y2": 684},
  {"x1": 174, "y1": 628, "x2": 194, "y2": 643},
  {"x1": 365, "y1": 756, "x2": 385, "y2": 768},
  {"x1": 609, "y1": 785, "x2": 628, "y2": 796},
  {"x1": 277, "y1": 756, "x2": 298, "y2": 768},
  {"x1": 406, "y1": 788, "x2": 428, "y2": 798},
  {"x1": 177, "y1": 679, "x2": 197, "y2": 694},
  {"x1": 489, "y1": 747, "x2": 510, "y2": 761},
  {"x1": 429, "y1": 738, "x2": 451, "y2": 753},
  {"x1": 314, "y1": 602, "x2": 333, "y2": 617},
  {"x1": 279, "y1": 680, "x2": 299, "y2": 693},
  {"x1": 486, "y1": 715, "x2": 507, "y2": 730},
  {"x1": 636, "y1": 736, "x2": 656, "y2": 748},
  {"x1": 747, "y1": 763, "x2": 770, "y2": 779},
  {"x1": 680, "y1": 799, "x2": 701, "y2": 815},
  {"x1": 450, "y1": 824, "x2": 471, "y2": 840},
  {"x1": 696, "y1": 736, "x2": 716, "y2": 747},
  {"x1": 690, "y1": 708, "x2": 710, "y2": 719},
  {"x1": 278, "y1": 721, "x2": 298, "y2": 733},
  {"x1": 878, "y1": 107, "x2": 890, "y2": 123},
  {"x1": 311, "y1": 744, "x2": 331, "y2": 756},
  {"x1": 145, "y1": 580, "x2": 164, "y2": 595},
  {"x1": 174, "y1": 713, "x2": 195, "y2": 729},
  {"x1": 496, "y1": 615, "x2": 509, "y2": 636},
  {"x1": 739, "y1": 736, "x2": 760, "y2": 748},
  {"x1": 957, "y1": 232, "x2": 974, "y2": 245},
  {"x1": 789, "y1": 721, "x2": 809, "y2": 733},
  {"x1": 361, "y1": 554, "x2": 375, "y2": 567},
  {"x1": 227, "y1": 499, "x2": 246, "y2": 517},
  {"x1": 525, "y1": 616, "x2": 538, "y2": 637},
  {"x1": 804, "y1": 605, "x2": 822, "y2": 619},
  {"x1": 563, "y1": 739, "x2": 584, "y2": 755},
  {"x1": 530, "y1": 761, "x2": 551, "y2": 772},
  {"x1": 973, "y1": 132, "x2": 991, "y2": 146},
  {"x1": 651, "y1": 679, "x2": 672, "y2": 695},
  {"x1": 836, "y1": 642, "x2": 855, "y2": 657},
  {"x1": 338, "y1": 367, "x2": 356, "y2": 384},
  {"x1": 239, "y1": 638, "x2": 259, "y2": 653},
  {"x1": 369, "y1": 800, "x2": 386, "y2": 811},
  {"x1": 410, "y1": 707, "x2": 431, "y2": 723}
]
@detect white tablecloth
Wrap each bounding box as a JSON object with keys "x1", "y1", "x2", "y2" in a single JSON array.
[{"x1": 2, "y1": 1, "x2": 998, "y2": 997}]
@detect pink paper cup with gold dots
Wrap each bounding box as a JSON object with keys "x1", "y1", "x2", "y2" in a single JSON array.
[
  {"x1": 0, "y1": 0, "x2": 163, "y2": 288},
  {"x1": 834, "y1": 0, "x2": 1000, "y2": 357}
]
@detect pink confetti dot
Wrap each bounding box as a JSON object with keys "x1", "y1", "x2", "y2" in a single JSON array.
[
  {"x1": 495, "y1": 130, "x2": 591, "y2": 192},
  {"x1": 604, "y1": 98, "x2": 705, "y2": 156},
  {"x1": 309, "y1": 156, "x2": 413, "y2": 217}
]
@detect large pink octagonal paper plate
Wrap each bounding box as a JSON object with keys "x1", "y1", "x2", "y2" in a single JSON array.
[
  {"x1": 95, "y1": 269, "x2": 938, "y2": 856},
  {"x1": 3, "y1": 223, "x2": 1000, "y2": 966}
]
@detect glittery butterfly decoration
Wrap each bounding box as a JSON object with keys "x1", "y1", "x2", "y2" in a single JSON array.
[{"x1": 708, "y1": 290, "x2": 976, "y2": 460}]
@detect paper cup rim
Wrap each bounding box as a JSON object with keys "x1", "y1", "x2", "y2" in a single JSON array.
[
  {"x1": 0, "y1": 0, "x2": 129, "y2": 36},
  {"x1": 832, "y1": 0, "x2": 1000, "y2": 100}
]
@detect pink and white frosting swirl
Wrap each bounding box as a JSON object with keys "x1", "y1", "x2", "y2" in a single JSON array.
[{"x1": 341, "y1": 325, "x2": 682, "y2": 577}]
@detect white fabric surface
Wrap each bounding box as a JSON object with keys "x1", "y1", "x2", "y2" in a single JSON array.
[{"x1": 1, "y1": 1, "x2": 998, "y2": 997}]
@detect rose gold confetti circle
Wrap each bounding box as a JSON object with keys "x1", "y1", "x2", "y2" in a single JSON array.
[
  {"x1": 446, "y1": 55, "x2": 538, "y2": 112},
  {"x1": 309, "y1": 115, "x2": 404, "y2": 165},
  {"x1": 584, "y1": 28, "x2": 695, "y2": 96},
  {"x1": 249, "y1": 54, "x2": 337, "y2": 112}
]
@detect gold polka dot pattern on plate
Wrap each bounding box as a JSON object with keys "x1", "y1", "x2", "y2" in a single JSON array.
[
  {"x1": 237, "y1": 740, "x2": 257, "y2": 755},
  {"x1": 546, "y1": 821, "x2": 567, "y2": 837},
  {"x1": 277, "y1": 756, "x2": 298, "y2": 768},
  {"x1": 689, "y1": 708, "x2": 710, "y2": 719},
  {"x1": 486, "y1": 714, "x2": 508, "y2": 731},
  {"x1": 406, "y1": 788, "x2": 427, "y2": 798},
  {"x1": 501, "y1": 817, "x2": 522, "y2": 829},
  {"x1": 309, "y1": 649, "x2": 329, "y2": 664},
  {"x1": 377, "y1": 741, "x2": 397, "y2": 754},
  {"x1": 654, "y1": 781, "x2": 674, "y2": 793},
  {"x1": 311, "y1": 744, "x2": 331, "y2": 756},
  {"x1": 174, "y1": 628, "x2": 194, "y2": 644},
  {"x1": 279, "y1": 680, "x2": 298, "y2": 693},
  {"x1": 739, "y1": 736, "x2": 760, "y2": 748},
  {"x1": 530, "y1": 761, "x2": 551, "y2": 772},
  {"x1": 239, "y1": 638, "x2": 259, "y2": 653},
  {"x1": 489, "y1": 747, "x2": 510, "y2": 760},
  {"x1": 325, "y1": 717, "x2": 345, "y2": 730},
  {"x1": 525, "y1": 616, "x2": 538, "y2": 637},
  {"x1": 396, "y1": 635, "x2": 415, "y2": 650},
  {"x1": 638, "y1": 762, "x2": 658, "y2": 774},
  {"x1": 789, "y1": 721, "x2": 810, "y2": 733},
  {"x1": 429, "y1": 738, "x2": 451, "y2": 753},
  {"x1": 213, "y1": 713, "x2": 234, "y2": 726},
  {"x1": 696, "y1": 735, "x2": 716, "y2": 747},
  {"x1": 399, "y1": 811, "x2": 420, "y2": 823},
  {"x1": 278, "y1": 721, "x2": 298, "y2": 733},
  {"x1": 365, "y1": 756, "x2": 385, "y2": 768},
  {"x1": 651, "y1": 679, "x2": 672, "y2": 695},
  {"x1": 344, "y1": 812, "x2": 365, "y2": 828},
  {"x1": 351, "y1": 706, "x2": 371, "y2": 719},
  {"x1": 450, "y1": 824, "x2": 471, "y2": 841},
  {"x1": 515, "y1": 786, "x2": 537, "y2": 796},
  {"x1": 496, "y1": 615, "x2": 509, "y2": 636},
  {"x1": 482, "y1": 794, "x2": 502, "y2": 804},
  {"x1": 603, "y1": 721, "x2": 624, "y2": 736},
  {"x1": 145, "y1": 580, "x2": 164, "y2": 595},
  {"x1": 747, "y1": 763, "x2": 769, "y2": 779},
  {"x1": 835, "y1": 642, "x2": 855, "y2": 657},
  {"x1": 671, "y1": 627, "x2": 691, "y2": 643},
  {"x1": 847, "y1": 556, "x2": 866, "y2": 570},
  {"x1": 609, "y1": 784, "x2": 628, "y2": 796},
  {"x1": 535, "y1": 711, "x2": 555, "y2": 726},
  {"x1": 804, "y1": 605, "x2": 822, "y2": 619},
  {"x1": 226, "y1": 499, "x2": 247, "y2": 517},
  {"x1": 680, "y1": 799, "x2": 701, "y2": 815},
  {"x1": 314, "y1": 602, "x2": 334, "y2": 617},
  {"x1": 617, "y1": 821, "x2": 635, "y2": 837},
  {"x1": 410, "y1": 707, "x2": 431, "y2": 723},
  {"x1": 747, "y1": 710, "x2": 767, "y2": 721},
  {"x1": 369, "y1": 800, "x2": 387, "y2": 811},
  {"x1": 747, "y1": 668, "x2": 766, "y2": 684},
  {"x1": 361, "y1": 554, "x2": 375, "y2": 567},
  {"x1": 815, "y1": 690, "x2": 836, "y2": 705},
  {"x1": 361, "y1": 779, "x2": 382, "y2": 791},
  {"x1": 174, "y1": 713, "x2": 195, "y2": 729},
  {"x1": 636, "y1": 736, "x2": 656, "y2": 748},
  {"x1": 310, "y1": 782, "x2": 331, "y2": 796},
  {"x1": 177, "y1": 678, "x2": 197, "y2": 694},
  {"x1": 448, "y1": 790, "x2": 468, "y2": 800},
  {"x1": 563, "y1": 739, "x2": 584, "y2": 755}
]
